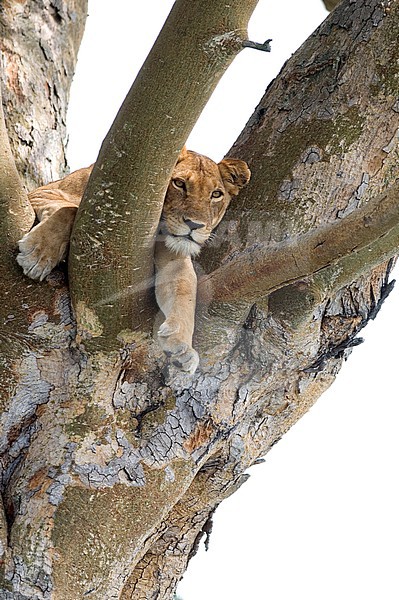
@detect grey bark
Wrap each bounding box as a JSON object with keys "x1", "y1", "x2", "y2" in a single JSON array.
[
  {"x1": 0, "y1": 0, "x2": 398, "y2": 599},
  {"x1": 0, "y1": 0, "x2": 87, "y2": 189}
]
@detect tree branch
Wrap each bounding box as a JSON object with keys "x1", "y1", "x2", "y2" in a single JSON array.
[
  {"x1": 323, "y1": 0, "x2": 341, "y2": 11},
  {"x1": 0, "y1": 0, "x2": 88, "y2": 187},
  {"x1": 198, "y1": 181, "x2": 399, "y2": 305},
  {"x1": 0, "y1": 82, "x2": 36, "y2": 333},
  {"x1": 197, "y1": 0, "x2": 399, "y2": 308},
  {"x1": 0, "y1": 88, "x2": 33, "y2": 246},
  {"x1": 226, "y1": 2, "x2": 396, "y2": 244},
  {"x1": 69, "y1": 0, "x2": 260, "y2": 348}
]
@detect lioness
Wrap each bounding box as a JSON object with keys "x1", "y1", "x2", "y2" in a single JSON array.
[{"x1": 17, "y1": 147, "x2": 250, "y2": 373}]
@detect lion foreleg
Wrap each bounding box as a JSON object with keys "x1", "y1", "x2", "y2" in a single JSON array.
[{"x1": 155, "y1": 245, "x2": 199, "y2": 374}]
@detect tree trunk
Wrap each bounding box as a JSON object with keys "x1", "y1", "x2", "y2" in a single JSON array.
[{"x1": 1, "y1": 1, "x2": 398, "y2": 599}]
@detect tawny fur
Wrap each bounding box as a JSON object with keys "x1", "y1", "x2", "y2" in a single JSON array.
[{"x1": 17, "y1": 147, "x2": 250, "y2": 373}]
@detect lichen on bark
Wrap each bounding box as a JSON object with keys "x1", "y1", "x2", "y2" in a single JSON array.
[{"x1": 1, "y1": 0, "x2": 399, "y2": 599}]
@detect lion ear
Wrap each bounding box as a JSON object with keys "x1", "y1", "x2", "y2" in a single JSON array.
[
  {"x1": 176, "y1": 145, "x2": 189, "y2": 163},
  {"x1": 218, "y1": 158, "x2": 251, "y2": 196}
]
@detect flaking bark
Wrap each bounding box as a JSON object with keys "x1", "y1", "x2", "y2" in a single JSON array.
[
  {"x1": 0, "y1": 1, "x2": 398, "y2": 599},
  {"x1": 0, "y1": 0, "x2": 88, "y2": 188}
]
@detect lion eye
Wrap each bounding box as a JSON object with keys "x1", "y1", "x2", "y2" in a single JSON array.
[
  {"x1": 211, "y1": 190, "x2": 223, "y2": 199},
  {"x1": 172, "y1": 178, "x2": 186, "y2": 191}
]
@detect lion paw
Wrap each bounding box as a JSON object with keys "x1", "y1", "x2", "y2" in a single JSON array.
[
  {"x1": 17, "y1": 223, "x2": 68, "y2": 281},
  {"x1": 158, "y1": 319, "x2": 199, "y2": 374},
  {"x1": 169, "y1": 344, "x2": 199, "y2": 374}
]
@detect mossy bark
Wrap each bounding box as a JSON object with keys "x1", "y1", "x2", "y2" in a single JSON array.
[{"x1": 323, "y1": 0, "x2": 342, "y2": 11}]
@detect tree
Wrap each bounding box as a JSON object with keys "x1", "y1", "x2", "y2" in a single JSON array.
[
  {"x1": 1, "y1": 0, "x2": 398, "y2": 598},
  {"x1": 323, "y1": 0, "x2": 342, "y2": 10}
]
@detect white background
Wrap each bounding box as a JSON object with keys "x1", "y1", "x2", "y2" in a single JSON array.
[{"x1": 67, "y1": 1, "x2": 399, "y2": 598}]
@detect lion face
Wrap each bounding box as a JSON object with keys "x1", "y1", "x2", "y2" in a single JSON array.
[{"x1": 160, "y1": 147, "x2": 251, "y2": 257}]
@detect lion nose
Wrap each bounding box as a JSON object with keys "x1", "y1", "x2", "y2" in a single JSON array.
[{"x1": 183, "y1": 218, "x2": 204, "y2": 230}]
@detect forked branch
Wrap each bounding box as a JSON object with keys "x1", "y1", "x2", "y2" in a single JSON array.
[{"x1": 68, "y1": 0, "x2": 260, "y2": 347}]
